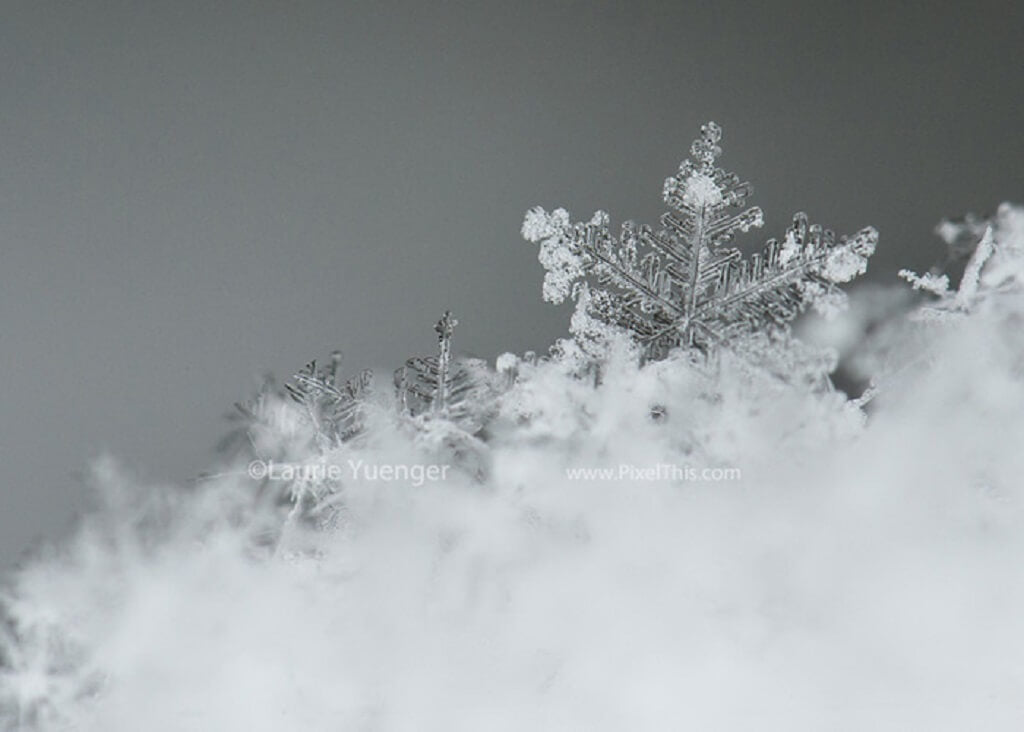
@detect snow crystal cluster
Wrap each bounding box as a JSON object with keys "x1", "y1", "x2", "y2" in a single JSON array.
[{"x1": 3, "y1": 124, "x2": 1024, "y2": 731}]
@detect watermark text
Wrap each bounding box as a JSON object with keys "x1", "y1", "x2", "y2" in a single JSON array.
[
  {"x1": 248, "y1": 459, "x2": 451, "y2": 487},
  {"x1": 565, "y1": 463, "x2": 741, "y2": 483}
]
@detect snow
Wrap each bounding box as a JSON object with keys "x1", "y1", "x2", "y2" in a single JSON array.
[
  {"x1": 4, "y1": 110, "x2": 1024, "y2": 730},
  {"x1": 6, "y1": 278, "x2": 1024, "y2": 728}
]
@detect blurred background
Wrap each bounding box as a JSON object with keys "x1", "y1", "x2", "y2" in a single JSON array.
[{"x1": 1, "y1": 0, "x2": 1021, "y2": 566}]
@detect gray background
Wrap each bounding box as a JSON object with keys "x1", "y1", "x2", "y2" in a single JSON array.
[{"x1": 1, "y1": 1, "x2": 1021, "y2": 566}]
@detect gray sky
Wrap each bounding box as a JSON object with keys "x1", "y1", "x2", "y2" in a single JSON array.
[{"x1": 1, "y1": 0, "x2": 1022, "y2": 565}]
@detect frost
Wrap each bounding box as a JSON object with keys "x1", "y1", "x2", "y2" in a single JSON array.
[
  {"x1": 526, "y1": 207, "x2": 586, "y2": 304},
  {"x1": 899, "y1": 269, "x2": 951, "y2": 296},
  {"x1": 821, "y1": 240, "x2": 871, "y2": 282},
  {"x1": 520, "y1": 205, "x2": 569, "y2": 243},
  {"x1": 523, "y1": 207, "x2": 585, "y2": 303},
  {"x1": 778, "y1": 228, "x2": 802, "y2": 265},
  {"x1": 679, "y1": 172, "x2": 723, "y2": 208}
]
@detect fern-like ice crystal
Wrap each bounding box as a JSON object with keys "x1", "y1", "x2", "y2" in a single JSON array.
[
  {"x1": 395, "y1": 312, "x2": 493, "y2": 433},
  {"x1": 523, "y1": 122, "x2": 878, "y2": 359},
  {"x1": 285, "y1": 351, "x2": 373, "y2": 449}
]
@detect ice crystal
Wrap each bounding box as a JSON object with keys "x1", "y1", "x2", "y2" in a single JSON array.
[
  {"x1": 221, "y1": 352, "x2": 372, "y2": 463},
  {"x1": 394, "y1": 312, "x2": 495, "y2": 434},
  {"x1": 900, "y1": 203, "x2": 1024, "y2": 320},
  {"x1": 523, "y1": 122, "x2": 878, "y2": 360},
  {"x1": 212, "y1": 352, "x2": 372, "y2": 541},
  {"x1": 285, "y1": 351, "x2": 373, "y2": 450}
]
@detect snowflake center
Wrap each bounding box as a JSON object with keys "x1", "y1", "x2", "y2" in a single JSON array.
[{"x1": 681, "y1": 173, "x2": 723, "y2": 208}]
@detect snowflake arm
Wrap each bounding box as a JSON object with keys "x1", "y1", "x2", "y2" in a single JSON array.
[
  {"x1": 286, "y1": 351, "x2": 373, "y2": 448},
  {"x1": 704, "y1": 214, "x2": 878, "y2": 329}
]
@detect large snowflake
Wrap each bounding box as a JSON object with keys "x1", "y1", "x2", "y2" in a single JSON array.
[{"x1": 523, "y1": 122, "x2": 878, "y2": 359}]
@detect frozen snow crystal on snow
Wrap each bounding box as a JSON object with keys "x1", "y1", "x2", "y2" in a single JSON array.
[
  {"x1": 524, "y1": 122, "x2": 878, "y2": 360},
  {"x1": 900, "y1": 203, "x2": 1024, "y2": 320},
  {"x1": 394, "y1": 311, "x2": 495, "y2": 435},
  {"x1": 285, "y1": 352, "x2": 373, "y2": 450}
]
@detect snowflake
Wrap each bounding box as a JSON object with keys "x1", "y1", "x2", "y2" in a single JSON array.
[
  {"x1": 395, "y1": 311, "x2": 496, "y2": 434},
  {"x1": 524, "y1": 121, "x2": 878, "y2": 360},
  {"x1": 285, "y1": 351, "x2": 373, "y2": 450}
]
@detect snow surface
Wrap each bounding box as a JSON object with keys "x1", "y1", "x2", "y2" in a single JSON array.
[{"x1": 3, "y1": 206, "x2": 1024, "y2": 731}]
